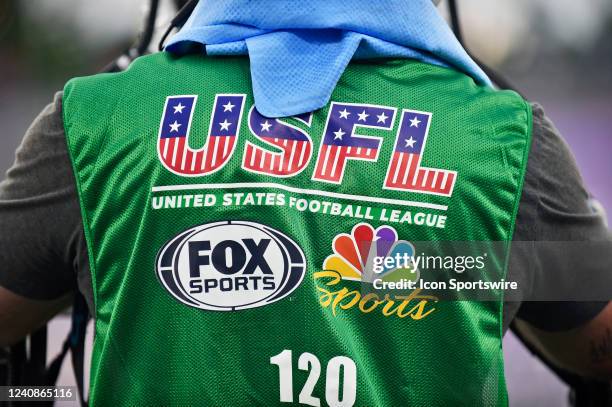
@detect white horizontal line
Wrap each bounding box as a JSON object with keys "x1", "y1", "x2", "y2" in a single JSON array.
[{"x1": 151, "y1": 182, "x2": 448, "y2": 211}]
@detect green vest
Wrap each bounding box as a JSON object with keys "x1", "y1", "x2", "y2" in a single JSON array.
[{"x1": 63, "y1": 52, "x2": 531, "y2": 406}]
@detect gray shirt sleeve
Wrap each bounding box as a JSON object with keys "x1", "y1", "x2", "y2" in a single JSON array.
[
  {"x1": 0, "y1": 92, "x2": 91, "y2": 306},
  {"x1": 0, "y1": 94, "x2": 609, "y2": 333},
  {"x1": 506, "y1": 103, "x2": 612, "y2": 331}
]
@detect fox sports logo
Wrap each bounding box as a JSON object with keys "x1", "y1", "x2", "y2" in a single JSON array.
[{"x1": 156, "y1": 221, "x2": 306, "y2": 311}]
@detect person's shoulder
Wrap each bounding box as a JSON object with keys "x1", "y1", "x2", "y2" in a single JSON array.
[
  {"x1": 527, "y1": 102, "x2": 592, "y2": 214},
  {"x1": 63, "y1": 52, "x2": 247, "y2": 107},
  {"x1": 63, "y1": 53, "x2": 169, "y2": 100},
  {"x1": 14, "y1": 91, "x2": 66, "y2": 173}
]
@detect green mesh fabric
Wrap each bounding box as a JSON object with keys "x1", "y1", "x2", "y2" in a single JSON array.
[{"x1": 63, "y1": 53, "x2": 531, "y2": 406}]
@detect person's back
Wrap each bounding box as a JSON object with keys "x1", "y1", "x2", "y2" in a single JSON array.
[
  {"x1": 63, "y1": 52, "x2": 530, "y2": 405},
  {"x1": 3, "y1": 1, "x2": 612, "y2": 406}
]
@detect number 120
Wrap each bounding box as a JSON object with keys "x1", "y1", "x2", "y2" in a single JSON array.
[{"x1": 270, "y1": 349, "x2": 357, "y2": 407}]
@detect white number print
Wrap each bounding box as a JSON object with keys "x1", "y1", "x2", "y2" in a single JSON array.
[{"x1": 270, "y1": 350, "x2": 357, "y2": 407}]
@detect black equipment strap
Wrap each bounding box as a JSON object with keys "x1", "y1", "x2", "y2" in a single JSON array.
[{"x1": 45, "y1": 294, "x2": 89, "y2": 406}]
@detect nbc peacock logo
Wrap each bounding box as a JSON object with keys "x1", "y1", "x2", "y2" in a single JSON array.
[
  {"x1": 315, "y1": 223, "x2": 437, "y2": 320},
  {"x1": 323, "y1": 223, "x2": 419, "y2": 284}
]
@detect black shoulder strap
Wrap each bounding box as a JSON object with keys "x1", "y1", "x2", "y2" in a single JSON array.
[
  {"x1": 46, "y1": 294, "x2": 89, "y2": 406},
  {"x1": 158, "y1": 0, "x2": 199, "y2": 51}
]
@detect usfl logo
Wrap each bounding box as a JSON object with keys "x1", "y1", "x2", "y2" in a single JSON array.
[
  {"x1": 323, "y1": 223, "x2": 419, "y2": 284},
  {"x1": 157, "y1": 95, "x2": 457, "y2": 196}
]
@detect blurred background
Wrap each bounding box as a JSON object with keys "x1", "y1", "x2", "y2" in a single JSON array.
[{"x1": 0, "y1": 0, "x2": 611, "y2": 405}]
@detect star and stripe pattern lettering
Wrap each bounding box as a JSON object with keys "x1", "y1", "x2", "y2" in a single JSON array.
[
  {"x1": 242, "y1": 108, "x2": 313, "y2": 177},
  {"x1": 156, "y1": 94, "x2": 457, "y2": 197},
  {"x1": 312, "y1": 102, "x2": 396, "y2": 184},
  {"x1": 384, "y1": 110, "x2": 456, "y2": 196},
  {"x1": 158, "y1": 94, "x2": 246, "y2": 176}
]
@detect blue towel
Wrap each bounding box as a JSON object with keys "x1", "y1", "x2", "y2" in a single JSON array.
[{"x1": 166, "y1": 0, "x2": 490, "y2": 118}]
